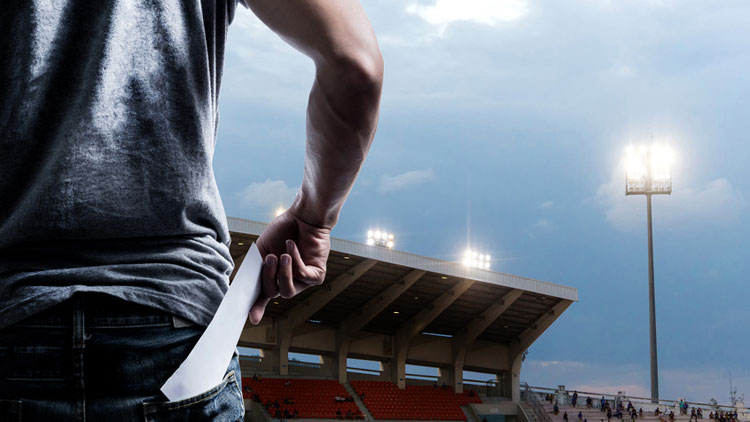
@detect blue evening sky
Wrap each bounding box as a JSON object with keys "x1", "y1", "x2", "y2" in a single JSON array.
[{"x1": 216, "y1": 0, "x2": 749, "y2": 403}]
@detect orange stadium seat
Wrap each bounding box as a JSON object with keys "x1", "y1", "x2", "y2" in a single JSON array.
[
  {"x1": 350, "y1": 380, "x2": 482, "y2": 421},
  {"x1": 242, "y1": 378, "x2": 363, "y2": 420}
]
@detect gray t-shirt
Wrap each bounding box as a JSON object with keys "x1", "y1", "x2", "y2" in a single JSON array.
[{"x1": 0, "y1": 0, "x2": 242, "y2": 328}]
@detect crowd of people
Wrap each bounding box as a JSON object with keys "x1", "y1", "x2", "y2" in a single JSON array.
[
  {"x1": 709, "y1": 410, "x2": 740, "y2": 422},
  {"x1": 546, "y1": 391, "x2": 742, "y2": 422}
]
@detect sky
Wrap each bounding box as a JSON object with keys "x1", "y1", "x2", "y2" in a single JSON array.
[{"x1": 215, "y1": 0, "x2": 750, "y2": 404}]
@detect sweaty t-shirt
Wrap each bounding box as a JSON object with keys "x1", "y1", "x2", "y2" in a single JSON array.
[{"x1": 0, "y1": 0, "x2": 243, "y2": 329}]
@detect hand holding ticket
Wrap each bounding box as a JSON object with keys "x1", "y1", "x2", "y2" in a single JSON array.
[{"x1": 160, "y1": 243, "x2": 263, "y2": 401}]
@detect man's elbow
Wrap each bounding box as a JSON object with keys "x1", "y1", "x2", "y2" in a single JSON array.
[
  {"x1": 326, "y1": 45, "x2": 384, "y2": 99},
  {"x1": 347, "y1": 47, "x2": 384, "y2": 93}
]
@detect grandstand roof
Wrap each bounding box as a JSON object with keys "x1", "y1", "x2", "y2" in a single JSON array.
[{"x1": 229, "y1": 217, "x2": 577, "y2": 345}]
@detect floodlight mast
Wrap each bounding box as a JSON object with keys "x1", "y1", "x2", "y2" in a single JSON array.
[{"x1": 625, "y1": 145, "x2": 672, "y2": 403}]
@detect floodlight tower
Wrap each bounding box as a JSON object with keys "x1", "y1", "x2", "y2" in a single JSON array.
[
  {"x1": 367, "y1": 230, "x2": 394, "y2": 249},
  {"x1": 462, "y1": 249, "x2": 491, "y2": 270},
  {"x1": 625, "y1": 145, "x2": 673, "y2": 403}
]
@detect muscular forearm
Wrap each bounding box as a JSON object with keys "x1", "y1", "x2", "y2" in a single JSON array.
[
  {"x1": 244, "y1": 0, "x2": 383, "y2": 322},
  {"x1": 243, "y1": 0, "x2": 383, "y2": 229},
  {"x1": 290, "y1": 48, "x2": 383, "y2": 229}
]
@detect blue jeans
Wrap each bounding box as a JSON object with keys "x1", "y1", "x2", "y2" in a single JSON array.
[{"x1": 0, "y1": 293, "x2": 245, "y2": 421}]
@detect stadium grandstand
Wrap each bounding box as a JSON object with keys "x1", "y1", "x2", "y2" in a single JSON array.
[{"x1": 227, "y1": 217, "x2": 579, "y2": 421}]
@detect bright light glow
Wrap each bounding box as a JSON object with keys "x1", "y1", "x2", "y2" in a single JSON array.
[
  {"x1": 463, "y1": 248, "x2": 491, "y2": 270},
  {"x1": 274, "y1": 207, "x2": 285, "y2": 217},
  {"x1": 650, "y1": 145, "x2": 674, "y2": 181},
  {"x1": 625, "y1": 144, "x2": 674, "y2": 195},
  {"x1": 367, "y1": 229, "x2": 395, "y2": 249}
]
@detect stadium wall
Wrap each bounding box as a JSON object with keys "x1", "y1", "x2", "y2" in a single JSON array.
[{"x1": 240, "y1": 319, "x2": 512, "y2": 382}]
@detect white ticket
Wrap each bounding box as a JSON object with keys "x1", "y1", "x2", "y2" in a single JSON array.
[{"x1": 160, "y1": 243, "x2": 263, "y2": 401}]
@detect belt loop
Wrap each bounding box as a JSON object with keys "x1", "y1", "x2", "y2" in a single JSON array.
[
  {"x1": 172, "y1": 315, "x2": 194, "y2": 328},
  {"x1": 73, "y1": 293, "x2": 85, "y2": 344}
]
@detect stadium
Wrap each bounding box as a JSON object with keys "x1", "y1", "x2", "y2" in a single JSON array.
[
  {"x1": 3, "y1": 1, "x2": 748, "y2": 421},
  {"x1": 227, "y1": 217, "x2": 749, "y2": 422},
  {"x1": 228, "y1": 215, "x2": 750, "y2": 422}
]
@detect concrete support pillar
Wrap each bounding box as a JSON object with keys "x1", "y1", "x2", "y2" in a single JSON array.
[
  {"x1": 334, "y1": 337, "x2": 352, "y2": 384},
  {"x1": 320, "y1": 355, "x2": 336, "y2": 378},
  {"x1": 450, "y1": 347, "x2": 466, "y2": 393},
  {"x1": 260, "y1": 347, "x2": 279, "y2": 373},
  {"x1": 390, "y1": 344, "x2": 408, "y2": 388},
  {"x1": 278, "y1": 324, "x2": 291, "y2": 376},
  {"x1": 507, "y1": 352, "x2": 524, "y2": 403}
]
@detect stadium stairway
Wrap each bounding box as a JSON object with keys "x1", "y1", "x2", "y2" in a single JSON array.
[
  {"x1": 519, "y1": 401, "x2": 541, "y2": 422},
  {"x1": 542, "y1": 403, "x2": 703, "y2": 422},
  {"x1": 343, "y1": 381, "x2": 375, "y2": 421},
  {"x1": 460, "y1": 404, "x2": 481, "y2": 422},
  {"x1": 245, "y1": 398, "x2": 274, "y2": 421}
]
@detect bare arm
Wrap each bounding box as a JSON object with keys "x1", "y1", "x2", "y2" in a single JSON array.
[
  {"x1": 245, "y1": 0, "x2": 383, "y2": 323},
  {"x1": 245, "y1": 0, "x2": 383, "y2": 228}
]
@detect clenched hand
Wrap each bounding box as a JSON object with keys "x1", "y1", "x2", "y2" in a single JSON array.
[{"x1": 248, "y1": 210, "x2": 331, "y2": 324}]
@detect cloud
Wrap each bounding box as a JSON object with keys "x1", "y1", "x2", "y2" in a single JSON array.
[
  {"x1": 529, "y1": 360, "x2": 587, "y2": 370},
  {"x1": 238, "y1": 179, "x2": 298, "y2": 209},
  {"x1": 407, "y1": 0, "x2": 528, "y2": 27},
  {"x1": 379, "y1": 169, "x2": 435, "y2": 194},
  {"x1": 596, "y1": 164, "x2": 744, "y2": 231},
  {"x1": 573, "y1": 384, "x2": 650, "y2": 398},
  {"x1": 540, "y1": 201, "x2": 555, "y2": 209},
  {"x1": 221, "y1": 10, "x2": 313, "y2": 109},
  {"x1": 529, "y1": 218, "x2": 554, "y2": 239},
  {"x1": 534, "y1": 219, "x2": 554, "y2": 230},
  {"x1": 525, "y1": 359, "x2": 650, "y2": 396},
  {"x1": 524, "y1": 359, "x2": 750, "y2": 403}
]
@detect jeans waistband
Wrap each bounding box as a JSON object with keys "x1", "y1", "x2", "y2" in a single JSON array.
[{"x1": 14, "y1": 292, "x2": 191, "y2": 329}]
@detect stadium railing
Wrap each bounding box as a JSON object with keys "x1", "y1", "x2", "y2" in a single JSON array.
[
  {"x1": 525, "y1": 385, "x2": 747, "y2": 420},
  {"x1": 521, "y1": 382, "x2": 554, "y2": 422}
]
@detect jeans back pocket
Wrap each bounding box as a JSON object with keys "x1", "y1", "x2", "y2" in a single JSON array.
[{"x1": 142, "y1": 370, "x2": 244, "y2": 422}]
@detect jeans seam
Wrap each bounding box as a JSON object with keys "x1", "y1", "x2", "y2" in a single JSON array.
[
  {"x1": 143, "y1": 371, "x2": 237, "y2": 413},
  {"x1": 73, "y1": 294, "x2": 86, "y2": 422},
  {"x1": 13, "y1": 324, "x2": 66, "y2": 328},
  {"x1": 93, "y1": 323, "x2": 171, "y2": 329},
  {"x1": 232, "y1": 371, "x2": 244, "y2": 406}
]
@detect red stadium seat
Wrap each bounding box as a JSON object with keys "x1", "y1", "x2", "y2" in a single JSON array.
[
  {"x1": 350, "y1": 380, "x2": 482, "y2": 421},
  {"x1": 242, "y1": 378, "x2": 363, "y2": 420}
]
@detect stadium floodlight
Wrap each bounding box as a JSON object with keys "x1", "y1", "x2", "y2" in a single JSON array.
[
  {"x1": 625, "y1": 144, "x2": 673, "y2": 195},
  {"x1": 624, "y1": 144, "x2": 674, "y2": 403},
  {"x1": 462, "y1": 249, "x2": 490, "y2": 270},
  {"x1": 367, "y1": 229, "x2": 394, "y2": 249}
]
